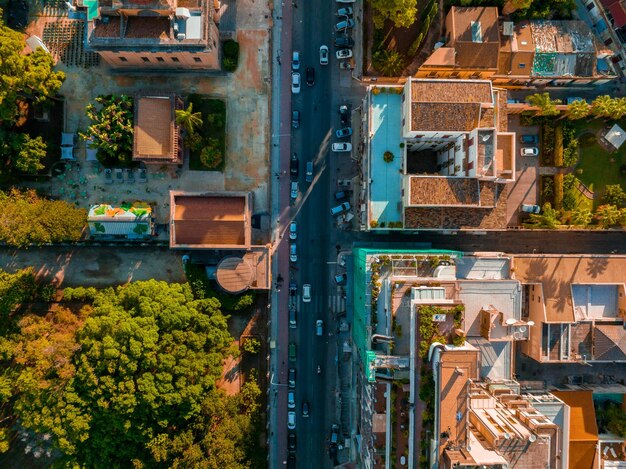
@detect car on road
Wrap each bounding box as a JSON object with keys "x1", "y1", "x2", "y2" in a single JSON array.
[
  {"x1": 305, "y1": 67, "x2": 315, "y2": 86},
  {"x1": 337, "y1": 6, "x2": 353, "y2": 15},
  {"x1": 335, "y1": 273, "x2": 347, "y2": 285},
  {"x1": 292, "y1": 110, "x2": 300, "y2": 129},
  {"x1": 335, "y1": 18, "x2": 355, "y2": 31},
  {"x1": 290, "y1": 181, "x2": 298, "y2": 200},
  {"x1": 339, "y1": 104, "x2": 350, "y2": 125},
  {"x1": 335, "y1": 127, "x2": 352, "y2": 138},
  {"x1": 291, "y1": 72, "x2": 300, "y2": 94},
  {"x1": 319, "y1": 45, "x2": 329, "y2": 65},
  {"x1": 519, "y1": 134, "x2": 538, "y2": 144},
  {"x1": 330, "y1": 423, "x2": 339, "y2": 445},
  {"x1": 305, "y1": 161, "x2": 313, "y2": 183},
  {"x1": 521, "y1": 204, "x2": 541, "y2": 214},
  {"x1": 302, "y1": 401, "x2": 310, "y2": 418},
  {"x1": 316, "y1": 319, "x2": 323, "y2": 336},
  {"x1": 330, "y1": 201, "x2": 351, "y2": 216},
  {"x1": 287, "y1": 411, "x2": 296, "y2": 430},
  {"x1": 332, "y1": 142, "x2": 352, "y2": 152},
  {"x1": 334, "y1": 36, "x2": 354, "y2": 48},
  {"x1": 289, "y1": 342, "x2": 297, "y2": 361},
  {"x1": 288, "y1": 368, "x2": 296, "y2": 388},
  {"x1": 289, "y1": 281, "x2": 297, "y2": 297},
  {"x1": 289, "y1": 307, "x2": 297, "y2": 328},
  {"x1": 520, "y1": 147, "x2": 539, "y2": 157},
  {"x1": 288, "y1": 391, "x2": 296, "y2": 409},
  {"x1": 336, "y1": 48, "x2": 353, "y2": 59},
  {"x1": 334, "y1": 190, "x2": 347, "y2": 200},
  {"x1": 302, "y1": 284, "x2": 311, "y2": 302},
  {"x1": 289, "y1": 221, "x2": 297, "y2": 240},
  {"x1": 290, "y1": 152, "x2": 299, "y2": 176},
  {"x1": 288, "y1": 432, "x2": 296, "y2": 452},
  {"x1": 290, "y1": 243, "x2": 297, "y2": 262},
  {"x1": 287, "y1": 454, "x2": 296, "y2": 469},
  {"x1": 292, "y1": 51, "x2": 300, "y2": 70}
]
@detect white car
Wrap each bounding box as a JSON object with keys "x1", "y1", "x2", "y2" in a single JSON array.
[
  {"x1": 336, "y1": 49, "x2": 353, "y2": 59},
  {"x1": 337, "y1": 7, "x2": 353, "y2": 15},
  {"x1": 290, "y1": 181, "x2": 298, "y2": 199},
  {"x1": 292, "y1": 51, "x2": 300, "y2": 70},
  {"x1": 291, "y1": 72, "x2": 301, "y2": 94},
  {"x1": 320, "y1": 45, "x2": 329, "y2": 65},
  {"x1": 302, "y1": 284, "x2": 311, "y2": 303},
  {"x1": 332, "y1": 142, "x2": 352, "y2": 152},
  {"x1": 289, "y1": 221, "x2": 297, "y2": 240},
  {"x1": 288, "y1": 411, "x2": 296, "y2": 430},
  {"x1": 520, "y1": 147, "x2": 539, "y2": 157},
  {"x1": 290, "y1": 243, "x2": 297, "y2": 263}
]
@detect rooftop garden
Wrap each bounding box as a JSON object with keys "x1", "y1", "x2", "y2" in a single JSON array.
[
  {"x1": 185, "y1": 95, "x2": 227, "y2": 171},
  {"x1": 418, "y1": 304, "x2": 465, "y2": 358}
]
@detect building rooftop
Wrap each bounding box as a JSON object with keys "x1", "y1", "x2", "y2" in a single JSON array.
[
  {"x1": 411, "y1": 102, "x2": 481, "y2": 132},
  {"x1": 408, "y1": 177, "x2": 480, "y2": 206},
  {"x1": 512, "y1": 255, "x2": 626, "y2": 322},
  {"x1": 133, "y1": 95, "x2": 181, "y2": 164},
  {"x1": 601, "y1": 0, "x2": 626, "y2": 28},
  {"x1": 447, "y1": 7, "x2": 500, "y2": 69},
  {"x1": 410, "y1": 80, "x2": 493, "y2": 104}
]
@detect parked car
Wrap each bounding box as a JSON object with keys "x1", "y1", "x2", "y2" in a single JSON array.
[
  {"x1": 334, "y1": 190, "x2": 347, "y2": 200},
  {"x1": 289, "y1": 342, "x2": 297, "y2": 361},
  {"x1": 292, "y1": 110, "x2": 300, "y2": 129},
  {"x1": 290, "y1": 243, "x2": 297, "y2": 262},
  {"x1": 335, "y1": 273, "x2": 347, "y2": 285},
  {"x1": 330, "y1": 424, "x2": 340, "y2": 445},
  {"x1": 288, "y1": 390, "x2": 296, "y2": 409},
  {"x1": 319, "y1": 45, "x2": 329, "y2": 65},
  {"x1": 337, "y1": 6, "x2": 353, "y2": 15},
  {"x1": 288, "y1": 368, "x2": 296, "y2": 388},
  {"x1": 305, "y1": 67, "x2": 315, "y2": 86},
  {"x1": 316, "y1": 319, "x2": 323, "y2": 336},
  {"x1": 289, "y1": 307, "x2": 297, "y2": 328},
  {"x1": 292, "y1": 51, "x2": 300, "y2": 70},
  {"x1": 305, "y1": 161, "x2": 313, "y2": 183},
  {"x1": 330, "y1": 202, "x2": 351, "y2": 216},
  {"x1": 287, "y1": 454, "x2": 296, "y2": 469},
  {"x1": 335, "y1": 18, "x2": 355, "y2": 31},
  {"x1": 336, "y1": 48, "x2": 353, "y2": 59},
  {"x1": 332, "y1": 142, "x2": 352, "y2": 152},
  {"x1": 334, "y1": 36, "x2": 354, "y2": 48},
  {"x1": 519, "y1": 134, "x2": 538, "y2": 144},
  {"x1": 289, "y1": 281, "x2": 297, "y2": 297},
  {"x1": 288, "y1": 433, "x2": 296, "y2": 452},
  {"x1": 289, "y1": 221, "x2": 297, "y2": 240},
  {"x1": 291, "y1": 72, "x2": 300, "y2": 94},
  {"x1": 302, "y1": 284, "x2": 311, "y2": 302},
  {"x1": 290, "y1": 181, "x2": 298, "y2": 200},
  {"x1": 520, "y1": 147, "x2": 539, "y2": 157},
  {"x1": 290, "y1": 153, "x2": 299, "y2": 177},
  {"x1": 302, "y1": 401, "x2": 310, "y2": 418},
  {"x1": 339, "y1": 104, "x2": 350, "y2": 125},
  {"x1": 288, "y1": 411, "x2": 296, "y2": 430},
  {"x1": 521, "y1": 204, "x2": 541, "y2": 214},
  {"x1": 335, "y1": 127, "x2": 352, "y2": 138}
]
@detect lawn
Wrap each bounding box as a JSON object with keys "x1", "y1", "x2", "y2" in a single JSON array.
[
  {"x1": 572, "y1": 118, "x2": 626, "y2": 209},
  {"x1": 187, "y1": 95, "x2": 226, "y2": 171}
]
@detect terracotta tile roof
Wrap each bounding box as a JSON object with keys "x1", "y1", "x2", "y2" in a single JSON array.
[
  {"x1": 421, "y1": 47, "x2": 456, "y2": 67},
  {"x1": 455, "y1": 42, "x2": 500, "y2": 69},
  {"x1": 411, "y1": 102, "x2": 481, "y2": 132},
  {"x1": 171, "y1": 194, "x2": 249, "y2": 247},
  {"x1": 410, "y1": 80, "x2": 493, "y2": 104},
  {"x1": 594, "y1": 323, "x2": 626, "y2": 361},
  {"x1": 125, "y1": 17, "x2": 170, "y2": 39},
  {"x1": 409, "y1": 177, "x2": 480, "y2": 206},
  {"x1": 512, "y1": 256, "x2": 626, "y2": 323},
  {"x1": 478, "y1": 106, "x2": 495, "y2": 129},
  {"x1": 93, "y1": 17, "x2": 120, "y2": 37},
  {"x1": 448, "y1": 7, "x2": 500, "y2": 69},
  {"x1": 133, "y1": 95, "x2": 180, "y2": 163}
]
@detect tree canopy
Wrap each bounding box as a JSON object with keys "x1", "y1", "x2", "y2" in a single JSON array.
[
  {"x1": 526, "y1": 92, "x2": 561, "y2": 117},
  {"x1": 370, "y1": 0, "x2": 418, "y2": 29},
  {"x1": 0, "y1": 21, "x2": 65, "y2": 126}
]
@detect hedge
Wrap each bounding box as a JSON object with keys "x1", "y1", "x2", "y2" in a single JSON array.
[{"x1": 222, "y1": 39, "x2": 240, "y2": 72}]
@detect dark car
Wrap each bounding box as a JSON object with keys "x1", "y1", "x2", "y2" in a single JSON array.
[
  {"x1": 334, "y1": 36, "x2": 354, "y2": 48},
  {"x1": 287, "y1": 454, "x2": 296, "y2": 469},
  {"x1": 306, "y1": 67, "x2": 315, "y2": 86},
  {"x1": 289, "y1": 282, "x2": 297, "y2": 297},
  {"x1": 339, "y1": 104, "x2": 350, "y2": 125},
  {"x1": 302, "y1": 401, "x2": 310, "y2": 418},
  {"x1": 290, "y1": 153, "x2": 299, "y2": 177},
  {"x1": 292, "y1": 110, "x2": 300, "y2": 129},
  {"x1": 520, "y1": 134, "x2": 538, "y2": 144},
  {"x1": 288, "y1": 368, "x2": 296, "y2": 388},
  {"x1": 288, "y1": 433, "x2": 296, "y2": 452}
]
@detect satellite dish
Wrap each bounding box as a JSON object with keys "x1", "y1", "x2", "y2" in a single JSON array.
[
  {"x1": 529, "y1": 434, "x2": 537, "y2": 442},
  {"x1": 527, "y1": 321, "x2": 535, "y2": 327},
  {"x1": 518, "y1": 326, "x2": 528, "y2": 333}
]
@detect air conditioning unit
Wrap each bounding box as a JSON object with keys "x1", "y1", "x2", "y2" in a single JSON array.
[
  {"x1": 175, "y1": 7, "x2": 191, "y2": 18},
  {"x1": 177, "y1": 33, "x2": 186, "y2": 40}
]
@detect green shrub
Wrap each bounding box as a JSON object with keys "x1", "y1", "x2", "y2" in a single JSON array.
[
  {"x1": 407, "y1": 33, "x2": 425, "y2": 57},
  {"x1": 200, "y1": 138, "x2": 223, "y2": 169},
  {"x1": 242, "y1": 338, "x2": 261, "y2": 355},
  {"x1": 554, "y1": 173, "x2": 564, "y2": 210},
  {"x1": 63, "y1": 286, "x2": 98, "y2": 302},
  {"x1": 222, "y1": 40, "x2": 240, "y2": 72},
  {"x1": 384, "y1": 150, "x2": 394, "y2": 163},
  {"x1": 554, "y1": 125, "x2": 563, "y2": 166},
  {"x1": 563, "y1": 140, "x2": 579, "y2": 167}
]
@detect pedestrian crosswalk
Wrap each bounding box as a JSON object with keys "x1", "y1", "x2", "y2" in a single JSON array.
[{"x1": 290, "y1": 294, "x2": 346, "y2": 313}]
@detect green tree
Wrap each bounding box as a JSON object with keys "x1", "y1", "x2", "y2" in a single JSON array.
[
  {"x1": 591, "y1": 95, "x2": 614, "y2": 119},
  {"x1": 595, "y1": 204, "x2": 621, "y2": 227},
  {"x1": 0, "y1": 189, "x2": 86, "y2": 247},
  {"x1": 199, "y1": 137, "x2": 223, "y2": 169},
  {"x1": 15, "y1": 134, "x2": 46, "y2": 174},
  {"x1": 528, "y1": 202, "x2": 560, "y2": 228},
  {"x1": 80, "y1": 95, "x2": 134, "y2": 166},
  {"x1": 526, "y1": 92, "x2": 561, "y2": 117},
  {"x1": 175, "y1": 103, "x2": 203, "y2": 136},
  {"x1": 0, "y1": 268, "x2": 39, "y2": 321},
  {"x1": 372, "y1": 50, "x2": 406, "y2": 76},
  {"x1": 503, "y1": 0, "x2": 532, "y2": 14},
  {"x1": 566, "y1": 99, "x2": 590, "y2": 120},
  {"x1": 370, "y1": 0, "x2": 418, "y2": 29},
  {"x1": 602, "y1": 184, "x2": 626, "y2": 208},
  {"x1": 571, "y1": 208, "x2": 593, "y2": 226},
  {"x1": 0, "y1": 20, "x2": 65, "y2": 126},
  {"x1": 609, "y1": 96, "x2": 626, "y2": 120},
  {"x1": 242, "y1": 337, "x2": 261, "y2": 355}
]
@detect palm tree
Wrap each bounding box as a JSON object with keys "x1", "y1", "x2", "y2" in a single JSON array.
[
  {"x1": 591, "y1": 95, "x2": 614, "y2": 119},
  {"x1": 566, "y1": 100, "x2": 590, "y2": 120},
  {"x1": 372, "y1": 50, "x2": 406, "y2": 77},
  {"x1": 175, "y1": 103, "x2": 203, "y2": 136},
  {"x1": 608, "y1": 97, "x2": 626, "y2": 120},
  {"x1": 526, "y1": 93, "x2": 560, "y2": 117},
  {"x1": 571, "y1": 208, "x2": 593, "y2": 226}
]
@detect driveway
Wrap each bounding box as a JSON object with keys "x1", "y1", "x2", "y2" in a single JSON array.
[{"x1": 0, "y1": 246, "x2": 186, "y2": 287}]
